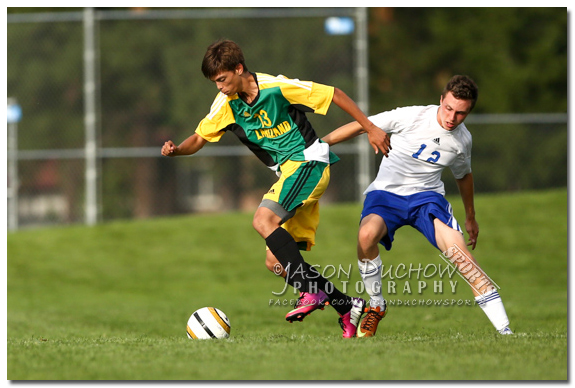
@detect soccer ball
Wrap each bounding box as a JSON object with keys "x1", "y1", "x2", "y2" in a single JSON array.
[{"x1": 186, "y1": 307, "x2": 231, "y2": 340}]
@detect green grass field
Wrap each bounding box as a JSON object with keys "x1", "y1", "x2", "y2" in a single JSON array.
[{"x1": 7, "y1": 188, "x2": 567, "y2": 380}]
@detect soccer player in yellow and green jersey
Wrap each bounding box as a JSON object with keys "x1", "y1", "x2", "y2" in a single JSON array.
[{"x1": 161, "y1": 39, "x2": 391, "y2": 338}]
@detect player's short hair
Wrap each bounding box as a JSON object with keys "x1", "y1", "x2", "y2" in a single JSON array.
[
  {"x1": 442, "y1": 75, "x2": 478, "y2": 111},
  {"x1": 201, "y1": 39, "x2": 249, "y2": 79}
]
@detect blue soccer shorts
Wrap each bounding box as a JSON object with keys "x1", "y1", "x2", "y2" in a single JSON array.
[{"x1": 361, "y1": 190, "x2": 463, "y2": 251}]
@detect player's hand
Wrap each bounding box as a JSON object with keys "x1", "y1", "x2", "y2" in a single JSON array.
[
  {"x1": 465, "y1": 218, "x2": 479, "y2": 250},
  {"x1": 161, "y1": 140, "x2": 177, "y2": 157},
  {"x1": 366, "y1": 126, "x2": 391, "y2": 157}
]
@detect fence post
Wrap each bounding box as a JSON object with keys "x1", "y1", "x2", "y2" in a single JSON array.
[
  {"x1": 84, "y1": 7, "x2": 98, "y2": 226},
  {"x1": 7, "y1": 97, "x2": 21, "y2": 231},
  {"x1": 355, "y1": 7, "x2": 373, "y2": 201}
]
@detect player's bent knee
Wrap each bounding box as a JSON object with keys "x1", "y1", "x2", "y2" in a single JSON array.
[
  {"x1": 252, "y1": 213, "x2": 271, "y2": 236},
  {"x1": 253, "y1": 207, "x2": 282, "y2": 237},
  {"x1": 252, "y1": 216, "x2": 262, "y2": 233},
  {"x1": 358, "y1": 225, "x2": 383, "y2": 248}
]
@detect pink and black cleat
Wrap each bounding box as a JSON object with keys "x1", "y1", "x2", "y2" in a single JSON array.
[
  {"x1": 338, "y1": 297, "x2": 366, "y2": 338},
  {"x1": 285, "y1": 291, "x2": 329, "y2": 323}
]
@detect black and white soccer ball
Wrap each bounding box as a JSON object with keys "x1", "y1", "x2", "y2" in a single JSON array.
[{"x1": 186, "y1": 307, "x2": 231, "y2": 340}]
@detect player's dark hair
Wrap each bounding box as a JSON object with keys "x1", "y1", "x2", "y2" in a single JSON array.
[
  {"x1": 442, "y1": 75, "x2": 478, "y2": 110},
  {"x1": 201, "y1": 39, "x2": 249, "y2": 79}
]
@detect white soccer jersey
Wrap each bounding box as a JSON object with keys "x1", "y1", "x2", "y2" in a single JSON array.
[{"x1": 365, "y1": 105, "x2": 472, "y2": 196}]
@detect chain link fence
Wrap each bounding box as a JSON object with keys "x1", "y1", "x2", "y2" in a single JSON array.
[
  {"x1": 7, "y1": 8, "x2": 567, "y2": 230},
  {"x1": 7, "y1": 8, "x2": 367, "y2": 229}
]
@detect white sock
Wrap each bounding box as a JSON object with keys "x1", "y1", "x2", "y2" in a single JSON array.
[
  {"x1": 475, "y1": 290, "x2": 510, "y2": 331},
  {"x1": 358, "y1": 255, "x2": 386, "y2": 308}
]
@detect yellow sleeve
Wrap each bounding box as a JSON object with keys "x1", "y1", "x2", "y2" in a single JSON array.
[
  {"x1": 195, "y1": 93, "x2": 237, "y2": 142},
  {"x1": 277, "y1": 77, "x2": 335, "y2": 116},
  {"x1": 307, "y1": 82, "x2": 335, "y2": 116}
]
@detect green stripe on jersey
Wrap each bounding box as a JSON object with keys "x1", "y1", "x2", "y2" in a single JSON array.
[{"x1": 279, "y1": 161, "x2": 326, "y2": 212}]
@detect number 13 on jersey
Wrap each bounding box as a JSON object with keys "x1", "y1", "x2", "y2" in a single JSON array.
[{"x1": 253, "y1": 110, "x2": 272, "y2": 128}]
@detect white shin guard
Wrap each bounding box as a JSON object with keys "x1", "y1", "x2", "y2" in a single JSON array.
[{"x1": 358, "y1": 255, "x2": 385, "y2": 308}]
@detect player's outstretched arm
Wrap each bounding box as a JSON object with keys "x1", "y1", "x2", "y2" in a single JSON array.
[
  {"x1": 456, "y1": 172, "x2": 479, "y2": 250},
  {"x1": 322, "y1": 121, "x2": 364, "y2": 146},
  {"x1": 331, "y1": 87, "x2": 391, "y2": 156},
  {"x1": 161, "y1": 133, "x2": 208, "y2": 157}
]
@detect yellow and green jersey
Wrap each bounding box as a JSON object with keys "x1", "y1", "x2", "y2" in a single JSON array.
[{"x1": 195, "y1": 72, "x2": 339, "y2": 171}]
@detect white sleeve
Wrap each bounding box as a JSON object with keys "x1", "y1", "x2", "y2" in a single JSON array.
[
  {"x1": 450, "y1": 131, "x2": 472, "y2": 179},
  {"x1": 368, "y1": 106, "x2": 423, "y2": 135},
  {"x1": 450, "y1": 154, "x2": 472, "y2": 179}
]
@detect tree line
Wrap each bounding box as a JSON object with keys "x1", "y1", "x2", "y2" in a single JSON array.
[{"x1": 7, "y1": 8, "x2": 567, "y2": 222}]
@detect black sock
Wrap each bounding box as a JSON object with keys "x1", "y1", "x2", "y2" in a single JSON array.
[
  {"x1": 265, "y1": 227, "x2": 310, "y2": 292},
  {"x1": 265, "y1": 227, "x2": 352, "y2": 315},
  {"x1": 305, "y1": 265, "x2": 352, "y2": 315}
]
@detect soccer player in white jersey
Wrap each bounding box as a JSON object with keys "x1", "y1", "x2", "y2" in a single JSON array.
[{"x1": 322, "y1": 75, "x2": 512, "y2": 336}]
